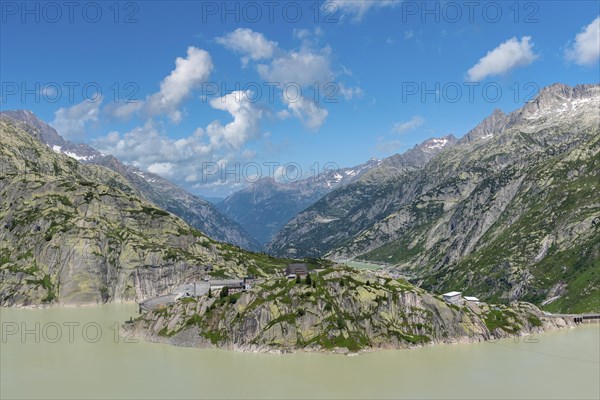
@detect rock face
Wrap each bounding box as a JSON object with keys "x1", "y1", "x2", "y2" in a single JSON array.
[
  {"x1": 267, "y1": 83, "x2": 600, "y2": 313},
  {"x1": 0, "y1": 119, "x2": 287, "y2": 306},
  {"x1": 266, "y1": 135, "x2": 458, "y2": 257},
  {"x1": 0, "y1": 111, "x2": 259, "y2": 251},
  {"x1": 217, "y1": 159, "x2": 380, "y2": 245},
  {"x1": 130, "y1": 267, "x2": 571, "y2": 353}
]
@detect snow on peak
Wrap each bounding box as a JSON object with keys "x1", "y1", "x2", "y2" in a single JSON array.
[
  {"x1": 425, "y1": 138, "x2": 448, "y2": 149},
  {"x1": 63, "y1": 150, "x2": 92, "y2": 161}
]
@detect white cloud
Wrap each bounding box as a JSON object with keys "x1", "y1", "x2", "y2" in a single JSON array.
[
  {"x1": 375, "y1": 136, "x2": 403, "y2": 153},
  {"x1": 94, "y1": 91, "x2": 264, "y2": 185},
  {"x1": 286, "y1": 96, "x2": 328, "y2": 131},
  {"x1": 392, "y1": 116, "x2": 424, "y2": 134},
  {"x1": 109, "y1": 47, "x2": 213, "y2": 122},
  {"x1": 206, "y1": 91, "x2": 263, "y2": 150},
  {"x1": 326, "y1": 0, "x2": 399, "y2": 21},
  {"x1": 40, "y1": 86, "x2": 57, "y2": 98},
  {"x1": 216, "y1": 28, "x2": 278, "y2": 66},
  {"x1": 338, "y1": 83, "x2": 364, "y2": 100},
  {"x1": 565, "y1": 16, "x2": 600, "y2": 66},
  {"x1": 147, "y1": 47, "x2": 213, "y2": 122},
  {"x1": 50, "y1": 98, "x2": 102, "y2": 138},
  {"x1": 404, "y1": 30, "x2": 414, "y2": 40},
  {"x1": 257, "y1": 47, "x2": 334, "y2": 86},
  {"x1": 147, "y1": 162, "x2": 175, "y2": 176},
  {"x1": 466, "y1": 36, "x2": 538, "y2": 82},
  {"x1": 217, "y1": 28, "x2": 362, "y2": 131}
]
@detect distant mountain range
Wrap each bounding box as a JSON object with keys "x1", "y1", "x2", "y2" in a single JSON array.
[
  {"x1": 266, "y1": 134, "x2": 459, "y2": 257},
  {"x1": 267, "y1": 83, "x2": 600, "y2": 313},
  {"x1": 0, "y1": 110, "x2": 260, "y2": 251},
  {"x1": 216, "y1": 159, "x2": 380, "y2": 244}
]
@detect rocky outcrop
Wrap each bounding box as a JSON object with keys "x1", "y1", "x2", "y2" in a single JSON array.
[{"x1": 129, "y1": 267, "x2": 573, "y2": 353}]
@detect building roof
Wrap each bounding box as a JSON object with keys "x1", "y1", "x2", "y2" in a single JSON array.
[
  {"x1": 464, "y1": 296, "x2": 480, "y2": 301},
  {"x1": 209, "y1": 279, "x2": 243, "y2": 288},
  {"x1": 286, "y1": 263, "x2": 308, "y2": 274},
  {"x1": 443, "y1": 291, "x2": 462, "y2": 297}
]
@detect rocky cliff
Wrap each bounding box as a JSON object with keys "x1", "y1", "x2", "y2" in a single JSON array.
[
  {"x1": 0, "y1": 119, "x2": 287, "y2": 306},
  {"x1": 266, "y1": 135, "x2": 457, "y2": 258},
  {"x1": 130, "y1": 267, "x2": 572, "y2": 353}
]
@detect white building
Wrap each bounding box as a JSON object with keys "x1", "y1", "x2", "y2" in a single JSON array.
[
  {"x1": 442, "y1": 291, "x2": 462, "y2": 304},
  {"x1": 464, "y1": 296, "x2": 480, "y2": 304}
]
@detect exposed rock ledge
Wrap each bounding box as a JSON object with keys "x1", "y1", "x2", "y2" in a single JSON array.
[{"x1": 126, "y1": 267, "x2": 576, "y2": 354}]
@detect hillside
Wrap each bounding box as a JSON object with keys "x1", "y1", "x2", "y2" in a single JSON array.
[
  {"x1": 266, "y1": 135, "x2": 457, "y2": 257},
  {"x1": 0, "y1": 111, "x2": 260, "y2": 251},
  {"x1": 0, "y1": 119, "x2": 287, "y2": 306},
  {"x1": 267, "y1": 83, "x2": 600, "y2": 313}
]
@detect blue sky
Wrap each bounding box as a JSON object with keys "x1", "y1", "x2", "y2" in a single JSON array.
[{"x1": 1, "y1": 1, "x2": 599, "y2": 196}]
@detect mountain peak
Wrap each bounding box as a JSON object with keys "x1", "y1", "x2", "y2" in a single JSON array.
[
  {"x1": 461, "y1": 108, "x2": 509, "y2": 144},
  {"x1": 418, "y1": 135, "x2": 457, "y2": 153},
  {"x1": 515, "y1": 83, "x2": 599, "y2": 122}
]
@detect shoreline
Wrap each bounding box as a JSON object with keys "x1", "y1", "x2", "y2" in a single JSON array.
[
  {"x1": 0, "y1": 300, "x2": 138, "y2": 310},
  {"x1": 123, "y1": 314, "x2": 587, "y2": 356},
  {"x1": 3, "y1": 302, "x2": 596, "y2": 355}
]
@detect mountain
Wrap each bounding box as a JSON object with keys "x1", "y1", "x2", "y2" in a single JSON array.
[
  {"x1": 217, "y1": 159, "x2": 380, "y2": 245},
  {"x1": 0, "y1": 118, "x2": 287, "y2": 306},
  {"x1": 268, "y1": 83, "x2": 600, "y2": 313},
  {"x1": 0, "y1": 111, "x2": 259, "y2": 251},
  {"x1": 130, "y1": 266, "x2": 572, "y2": 353},
  {"x1": 266, "y1": 135, "x2": 458, "y2": 257}
]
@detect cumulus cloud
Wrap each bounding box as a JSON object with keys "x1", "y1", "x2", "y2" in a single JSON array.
[
  {"x1": 325, "y1": 0, "x2": 399, "y2": 21},
  {"x1": 50, "y1": 98, "x2": 102, "y2": 138},
  {"x1": 109, "y1": 47, "x2": 213, "y2": 122},
  {"x1": 216, "y1": 28, "x2": 364, "y2": 131},
  {"x1": 257, "y1": 47, "x2": 334, "y2": 86},
  {"x1": 466, "y1": 37, "x2": 538, "y2": 81},
  {"x1": 392, "y1": 116, "x2": 424, "y2": 134},
  {"x1": 206, "y1": 91, "x2": 264, "y2": 150},
  {"x1": 285, "y1": 96, "x2": 329, "y2": 131},
  {"x1": 565, "y1": 16, "x2": 600, "y2": 66},
  {"x1": 216, "y1": 28, "x2": 278, "y2": 66},
  {"x1": 94, "y1": 91, "x2": 263, "y2": 183}
]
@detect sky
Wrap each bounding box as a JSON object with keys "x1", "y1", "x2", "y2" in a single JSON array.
[{"x1": 1, "y1": 0, "x2": 599, "y2": 197}]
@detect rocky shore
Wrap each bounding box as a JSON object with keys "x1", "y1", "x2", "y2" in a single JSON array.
[{"x1": 127, "y1": 267, "x2": 577, "y2": 354}]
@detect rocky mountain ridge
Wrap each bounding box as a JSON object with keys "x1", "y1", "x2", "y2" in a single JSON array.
[
  {"x1": 0, "y1": 110, "x2": 259, "y2": 251},
  {"x1": 266, "y1": 134, "x2": 458, "y2": 257},
  {"x1": 217, "y1": 158, "x2": 380, "y2": 244}
]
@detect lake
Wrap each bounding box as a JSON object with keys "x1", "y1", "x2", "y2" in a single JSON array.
[
  {"x1": 343, "y1": 260, "x2": 387, "y2": 270},
  {"x1": 1, "y1": 304, "x2": 598, "y2": 399}
]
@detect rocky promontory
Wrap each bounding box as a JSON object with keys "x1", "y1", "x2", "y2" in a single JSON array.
[{"x1": 129, "y1": 267, "x2": 574, "y2": 353}]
